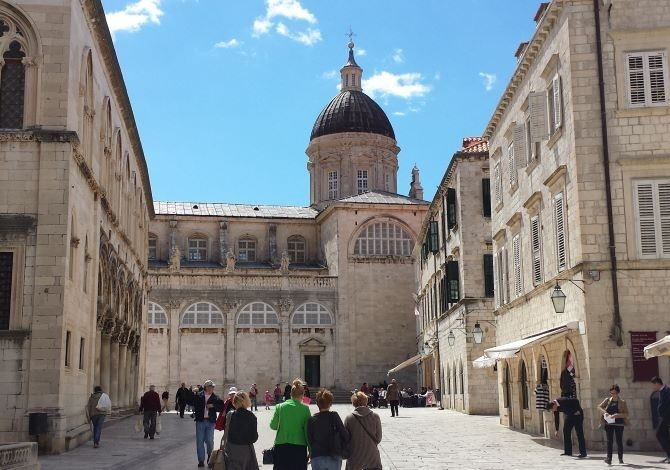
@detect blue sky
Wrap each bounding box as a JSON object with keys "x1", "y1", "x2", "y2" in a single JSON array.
[{"x1": 103, "y1": 0, "x2": 542, "y2": 206}]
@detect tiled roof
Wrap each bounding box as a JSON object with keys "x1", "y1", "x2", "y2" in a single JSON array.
[
  {"x1": 458, "y1": 137, "x2": 489, "y2": 154},
  {"x1": 154, "y1": 201, "x2": 318, "y2": 219},
  {"x1": 337, "y1": 190, "x2": 428, "y2": 205}
]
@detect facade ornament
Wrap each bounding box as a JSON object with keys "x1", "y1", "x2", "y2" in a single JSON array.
[
  {"x1": 280, "y1": 250, "x2": 290, "y2": 274},
  {"x1": 275, "y1": 298, "x2": 293, "y2": 314},
  {"x1": 269, "y1": 224, "x2": 278, "y2": 264},
  {"x1": 111, "y1": 319, "x2": 124, "y2": 342},
  {"x1": 168, "y1": 246, "x2": 181, "y2": 272},
  {"x1": 102, "y1": 317, "x2": 115, "y2": 336},
  {"x1": 225, "y1": 250, "x2": 236, "y2": 273},
  {"x1": 219, "y1": 221, "x2": 228, "y2": 266},
  {"x1": 221, "y1": 299, "x2": 240, "y2": 312},
  {"x1": 21, "y1": 56, "x2": 36, "y2": 68},
  {"x1": 165, "y1": 299, "x2": 181, "y2": 310}
]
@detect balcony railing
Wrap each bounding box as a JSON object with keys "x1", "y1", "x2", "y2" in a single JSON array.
[
  {"x1": 0, "y1": 442, "x2": 38, "y2": 469},
  {"x1": 149, "y1": 273, "x2": 337, "y2": 291}
]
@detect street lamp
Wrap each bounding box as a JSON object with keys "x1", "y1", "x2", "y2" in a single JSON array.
[
  {"x1": 447, "y1": 330, "x2": 456, "y2": 346},
  {"x1": 472, "y1": 323, "x2": 484, "y2": 344},
  {"x1": 550, "y1": 283, "x2": 567, "y2": 313}
]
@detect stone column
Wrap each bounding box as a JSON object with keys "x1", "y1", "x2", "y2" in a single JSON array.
[
  {"x1": 110, "y1": 322, "x2": 121, "y2": 405},
  {"x1": 276, "y1": 299, "x2": 293, "y2": 383},
  {"x1": 118, "y1": 336, "x2": 127, "y2": 408},
  {"x1": 224, "y1": 301, "x2": 237, "y2": 382},
  {"x1": 94, "y1": 324, "x2": 102, "y2": 386},
  {"x1": 269, "y1": 224, "x2": 278, "y2": 265},
  {"x1": 166, "y1": 301, "x2": 181, "y2": 391},
  {"x1": 125, "y1": 337, "x2": 134, "y2": 406},
  {"x1": 218, "y1": 222, "x2": 228, "y2": 266},
  {"x1": 100, "y1": 320, "x2": 113, "y2": 394}
]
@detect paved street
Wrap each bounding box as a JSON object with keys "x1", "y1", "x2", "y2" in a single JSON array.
[{"x1": 40, "y1": 405, "x2": 665, "y2": 470}]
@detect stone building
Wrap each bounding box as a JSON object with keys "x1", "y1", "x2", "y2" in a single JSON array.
[
  {"x1": 0, "y1": 0, "x2": 152, "y2": 453},
  {"x1": 412, "y1": 138, "x2": 498, "y2": 414},
  {"x1": 484, "y1": 0, "x2": 670, "y2": 450},
  {"x1": 145, "y1": 42, "x2": 429, "y2": 399}
]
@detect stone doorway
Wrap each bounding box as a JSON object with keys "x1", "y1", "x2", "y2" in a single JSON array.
[{"x1": 304, "y1": 355, "x2": 321, "y2": 388}]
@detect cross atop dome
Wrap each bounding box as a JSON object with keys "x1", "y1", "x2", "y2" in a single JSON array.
[{"x1": 341, "y1": 30, "x2": 362, "y2": 92}]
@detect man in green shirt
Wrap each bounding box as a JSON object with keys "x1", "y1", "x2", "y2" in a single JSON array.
[{"x1": 270, "y1": 379, "x2": 312, "y2": 470}]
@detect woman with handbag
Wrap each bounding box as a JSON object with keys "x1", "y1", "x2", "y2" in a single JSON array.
[
  {"x1": 223, "y1": 391, "x2": 259, "y2": 470},
  {"x1": 269, "y1": 379, "x2": 312, "y2": 470},
  {"x1": 344, "y1": 392, "x2": 382, "y2": 470},
  {"x1": 598, "y1": 384, "x2": 629, "y2": 465},
  {"x1": 307, "y1": 389, "x2": 350, "y2": 470}
]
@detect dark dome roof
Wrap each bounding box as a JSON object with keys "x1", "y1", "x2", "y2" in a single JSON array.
[{"x1": 310, "y1": 90, "x2": 395, "y2": 141}]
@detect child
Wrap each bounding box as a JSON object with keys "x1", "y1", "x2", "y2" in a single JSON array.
[{"x1": 264, "y1": 390, "x2": 272, "y2": 410}]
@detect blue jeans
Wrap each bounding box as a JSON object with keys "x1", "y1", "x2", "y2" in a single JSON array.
[
  {"x1": 311, "y1": 456, "x2": 342, "y2": 470},
  {"x1": 91, "y1": 415, "x2": 105, "y2": 444},
  {"x1": 195, "y1": 420, "x2": 215, "y2": 462}
]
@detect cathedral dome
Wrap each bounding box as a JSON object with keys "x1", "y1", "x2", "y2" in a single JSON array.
[{"x1": 310, "y1": 90, "x2": 395, "y2": 141}]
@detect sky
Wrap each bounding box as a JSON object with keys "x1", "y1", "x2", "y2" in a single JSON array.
[{"x1": 102, "y1": 0, "x2": 543, "y2": 206}]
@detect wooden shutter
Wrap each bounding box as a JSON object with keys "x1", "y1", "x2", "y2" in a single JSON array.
[
  {"x1": 554, "y1": 192, "x2": 567, "y2": 271},
  {"x1": 493, "y1": 251, "x2": 500, "y2": 307},
  {"x1": 502, "y1": 246, "x2": 509, "y2": 304},
  {"x1": 447, "y1": 260, "x2": 460, "y2": 303},
  {"x1": 552, "y1": 75, "x2": 562, "y2": 129},
  {"x1": 529, "y1": 91, "x2": 549, "y2": 141},
  {"x1": 0, "y1": 252, "x2": 13, "y2": 330},
  {"x1": 627, "y1": 53, "x2": 646, "y2": 105},
  {"x1": 530, "y1": 215, "x2": 543, "y2": 286},
  {"x1": 447, "y1": 188, "x2": 457, "y2": 229},
  {"x1": 513, "y1": 123, "x2": 527, "y2": 169},
  {"x1": 660, "y1": 182, "x2": 670, "y2": 256},
  {"x1": 484, "y1": 254, "x2": 494, "y2": 297},
  {"x1": 508, "y1": 143, "x2": 517, "y2": 187},
  {"x1": 648, "y1": 52, "x2": 667, "y2": 105},
  {"x1": 482, "y1": 178, "x2": 491, "y2": 217},
  {"x1": 512, "y1": 234, "x2": 522, "y2": 296},
  {"x1": 428, "y1": 220, "x2": 439, "y2": 252},
  {"x1": 635, "y1": 180, "x2": 670, "y2": 258},
  {"x1": 494, "y1": 163, "x2": 502, "y2": 205}
]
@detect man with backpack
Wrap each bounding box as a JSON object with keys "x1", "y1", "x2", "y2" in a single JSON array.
[{"x1": 85, "y1": 385, "x2": 112, "y2": 448}]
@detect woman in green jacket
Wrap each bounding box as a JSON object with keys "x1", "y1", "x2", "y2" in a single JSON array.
[{"x1": 270, "y1": 379, "x2": 312, "y2": 470}]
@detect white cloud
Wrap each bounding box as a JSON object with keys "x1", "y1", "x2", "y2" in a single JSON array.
[
  {"x1": 276, "y1": 23, "x2": 321, "y2": 46},
  {"x1": 357, "y1": 48, "x2": 367, "y2": 57},
  {"x1": 392, "y1": 48, "x2": 404, "y2": 64},
  {"x1": 434, "y1": 72, "x2": 441, "y2": 80},
  {"x1": 392, "y1": 111, "x2": 406, "y2": 116},
  {"x1": 106, "y1": 0, "x2": 163, "y2": 36},
  {"x1": 252, "y1": 0, "x2": 321, "y2": 45},
  {"x1": 479, "y1": 72, "x2": 497, "y2": 91},
  {"x1": 215, "y1": 38, "x2": 241, "y2": 49},
  {"x1": 321, "y1": 70, "x2": 338, "y2": 80},
  {"x1": 363, "y1": 71, "x2": 431, "y2": 100}
]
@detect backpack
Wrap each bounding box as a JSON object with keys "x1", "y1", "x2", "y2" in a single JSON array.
[{"x1": 96, "y1": 393, "x2": 112, "y2": 413}]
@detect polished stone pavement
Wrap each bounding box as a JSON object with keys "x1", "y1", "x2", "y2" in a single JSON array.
[{"x1": 40, "y1": 404, "x2": 666, "y2": 469}]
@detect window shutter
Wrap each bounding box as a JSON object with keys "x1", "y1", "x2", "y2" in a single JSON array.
[
  {"x1": 494, "y1": 163, "x2": 502, "y2": 205},
  {"x1": 441, "y1": 206, "x2": 447, "y2": 244},
  {"x1": 502, "y1": 246, "x2": 510, "y2": 304},
  {"x1": 428, "y1": 220, "x2": 440, "y2": 253},
  {"x1": 635, "y1": 182, "x2": 657, "y2": 257},
  {"x1": 660, "y1": 182, "x2": 670, "y2": 256},
  {"x1": 530, "y1": 215, "x2": 543, "y2": 286},
  {"x1": 447, "y1": 260, "x2": 460, "y2": 303},
  {"x1": 627, "y1": 53, "x2": 646, "y2": 106},
  {"x1": 552, "y1": 75, "x2": 562, "y2": 129},
  {"x1": 447, "y1": 188, "x2": 457, "y2": 229},
  {"x1": 648, "y1": 52, "x2": 667, "y2": 105},
  {"x1": 529, "y1": 91, "x2": 549, "y2": 141},
  {"x1": 508, "y1": 143, "x2": 517, "y2": 187},
  {"x1": 482, "y1": 178, "x2": 491, "y2": 217},
  {"x1": 512, "y1": 234, "x2": 522, "y2": 296},
  {"x1": 484, "y1": 254, "x2": 494, "y2": 297},
  {"x1": 513, "y1": 122, "x2": 527, "y2": 168},
  {"x1": 554, "y1": 192, "x2": 567, "y2": 271},
  {"x1": 493, "y1": 252, "x2": 500, "y2": 307}
]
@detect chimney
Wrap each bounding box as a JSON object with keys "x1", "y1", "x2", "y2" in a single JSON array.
[{"x1": 409, "y1": 166, "x2": 424, "y2": 200}]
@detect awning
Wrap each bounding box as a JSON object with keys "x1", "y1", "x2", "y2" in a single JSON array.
[
  {"x1": 484, "y1": 321, "x2": 579, "y2": 360},
  {"x1": 472, "y1": 355, "x2": 496, "y2": 369},
  {"x1": 387, "y1": 354, "x2": 422, "y2": 376},
  {"x1": 645, "y1": 335, "x2": 670, "y2": 359}
]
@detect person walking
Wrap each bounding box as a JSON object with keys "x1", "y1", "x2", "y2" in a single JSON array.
[
  {"x1": 307, "y1": 389, "x2": 350, "y2": 470},
  {"x1": 139, "y1": 385, "x2": 162, "y2": 440},
  {"x1": 249, "y1": 384, "x2": 259, "y2": 412},
  {"x1": 191, "y1": 379, "x2": 224, "y2": 467},
  {"x1": 176, "y1": 382, "x2": 189, "y2": 418},
  {"x1": 547, "y1": 397, "x2": 587, "y2": 458},
  {"x1": 598, "y1": 384, "x2": 629, "y2": 465},
  {"x1": 85, "y1": 385, "x2": 111, "y2": 448},
  {"x1": 274, "y1": 384, "x2": 282, "y2": 407},
  {"x1": 386, "y1": 379, "x2": 400, "y2": 418},
  {"x1": 270, "y1": 379, "x2": 312, "y2": 470},
  {"x1": 216, "y1": 386, "x2": 239, "y2": 432},
  {"x1": 344, "y1": 391, "x2": 382, "y2": 470},
  {"x1": 161, "y1": 390, "x2": 170, "y2": 412},
  {"x1": 284, "y1": 382, "x2": 292, "y2": 402},
  {"x1": 651, "y1": 376, "x2": 670, "y2": 463},
  {"x1": 264, "y1": 390, "x2": 272, "y2": 410},
  {"x1": 223, "y1": 391, "x2": 260, "y2": 470}
]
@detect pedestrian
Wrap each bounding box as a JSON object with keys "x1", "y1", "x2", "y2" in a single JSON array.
[
  {"x1": 216, "y1": 386, "x2": 239, "y2": 431},
  {"x1": 270, "y1": 378, "x2": 312, "y2": 470},
  {"x1": 307, "y1": 388, "x2": 350, "y2": 470},
  {"x1": 249, "y1": 384, "x2": 259, "y2": 412},
  {"x1": 360, "y1": 383, "x2": 369, "y2": 396},
  {"x1": 284, "y1": 382, "x2": 292, "y2": 402},
  {"x1": 547, "y1": 397, "x2": 587, "y2": 458},
  {"x1": 161, "y1": 389, "x2": 169, "y2": 412},
  {"x1": 139, "y1": 385, "x2": 161, "y2": 440},
  {"x1": 191, "y1": 379, "x2": 224, "y2": 468},
  {"x1": 176, "y1": 382, "x2": 189, "y2": 418},
  {"x1": 344, "y1": 391, "x2": 382, "y2": 470},
  {"x1": 651, "y1": 376, "x2": 670, "y2": 463},
  {"x1": 386, "y1": 379, "x2": 400, "y2": 417},
  {"x1": 264, "y1": 390, "x2": 272, "y2": 410},
  {"x1": 85, "y1": 385, "x2": 111, "y2": 448},
  {"x1": 304, "y1": 385, "x2": 311, "y2": 403},
  {"x1": 274, "y1": 384, "x2": 282, "y2": 407},
  {"x1": 223, "y1": 391, "x2": 260, "y2": 470},
  {"x1": 560, "y1": 352, "x2": 577, "y2": 398},
  {"x1": 598, "y1": 384, "x2": 629, "y2": 465}
]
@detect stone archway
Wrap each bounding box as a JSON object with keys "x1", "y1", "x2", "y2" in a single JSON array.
[{"x1": 299, "y1": 338, "x2": 326, "y2": 388}]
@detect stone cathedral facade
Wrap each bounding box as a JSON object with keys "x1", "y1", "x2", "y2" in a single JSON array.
[{"x1": 145, "y1": 43, "x2": 429, "y2": 396}]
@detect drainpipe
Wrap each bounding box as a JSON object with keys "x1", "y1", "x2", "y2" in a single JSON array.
[{"x1": 593, "y1": 0, "x2": 623, "y2": 346}]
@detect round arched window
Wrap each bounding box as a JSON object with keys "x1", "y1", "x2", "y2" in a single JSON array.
[
  {"x1": 237, "y1": 302, "x2": 279, "y2": 327},
  {"x1": 354, "y1": 221, "x2": 414, "y2": 256},
  {"x1": 292, "y1": 303, "x2": 333, "y2": 326},
  {"x1": 148, "y1": 302, "x2": 168, "y2": 325},
  {"x1": 181, "y1": 302, "x2": 224, "y2": 326}
]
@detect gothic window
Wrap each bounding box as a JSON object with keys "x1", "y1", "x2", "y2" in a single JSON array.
[
  {"x1": 188, "y1": 236, "x2": 207, "y2": 261},
  {"x1": 81, "y1": 52, "x2": 94, "y2": 163},
  {"x1": 237, "y1": 302, "x2": 279, "y2": 327},
  {"x1": 520, "y1": 360, "x2": 529, "y2": 410},
  {"x1": 83, "y1": 235, "x2": 89, "y2": 293},
  {"x1": 0, "y1": 252, "x2": 12, "y2": 330},
  {"x1": 148, "y1": 233, "x2": 157, "y2": 260},
  {"x1": 0, "y1": 40, "x2": 25, "y2": 128},
  {"x1": 353, "y1": 221, "x2": 414, "y2": 256},
  {"x1": 238, "y1": 237, "x2": 256, "y2": 262},
  {"x1": 181, "y1": 302, "x2": 223, "y2": 326},
  {"x1": 287, "y1": 235, "x2": 306, "y2": 264},
  {"x1": 357, "y1": 169, "x2": 368, "y2": 194},
  {"x1": 292, "y1": 303, "x2": 333, "y2": 326},
  {"x1": 148, "y1": 302, "x2": 168, "y2": 325}
]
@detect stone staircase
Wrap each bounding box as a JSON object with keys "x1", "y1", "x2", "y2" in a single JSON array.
[{"x1": 330, "y1": 388, "x2": 354, "y2": 404}]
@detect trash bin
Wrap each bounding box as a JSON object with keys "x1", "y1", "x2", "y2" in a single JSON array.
[{"x1": 29, "y1": 412, "x2": 48, "y2": 435}]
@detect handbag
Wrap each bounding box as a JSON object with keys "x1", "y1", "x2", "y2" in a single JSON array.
[
  {"x1": 329, "y1": 412, "x2": 350, "y2": 459},
  {"x1": 156, "y1": 415, "x2": 162, "y2": 434},
  {"x1": 208, "y1": 435, "x2": 226, "y2": 469}
]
